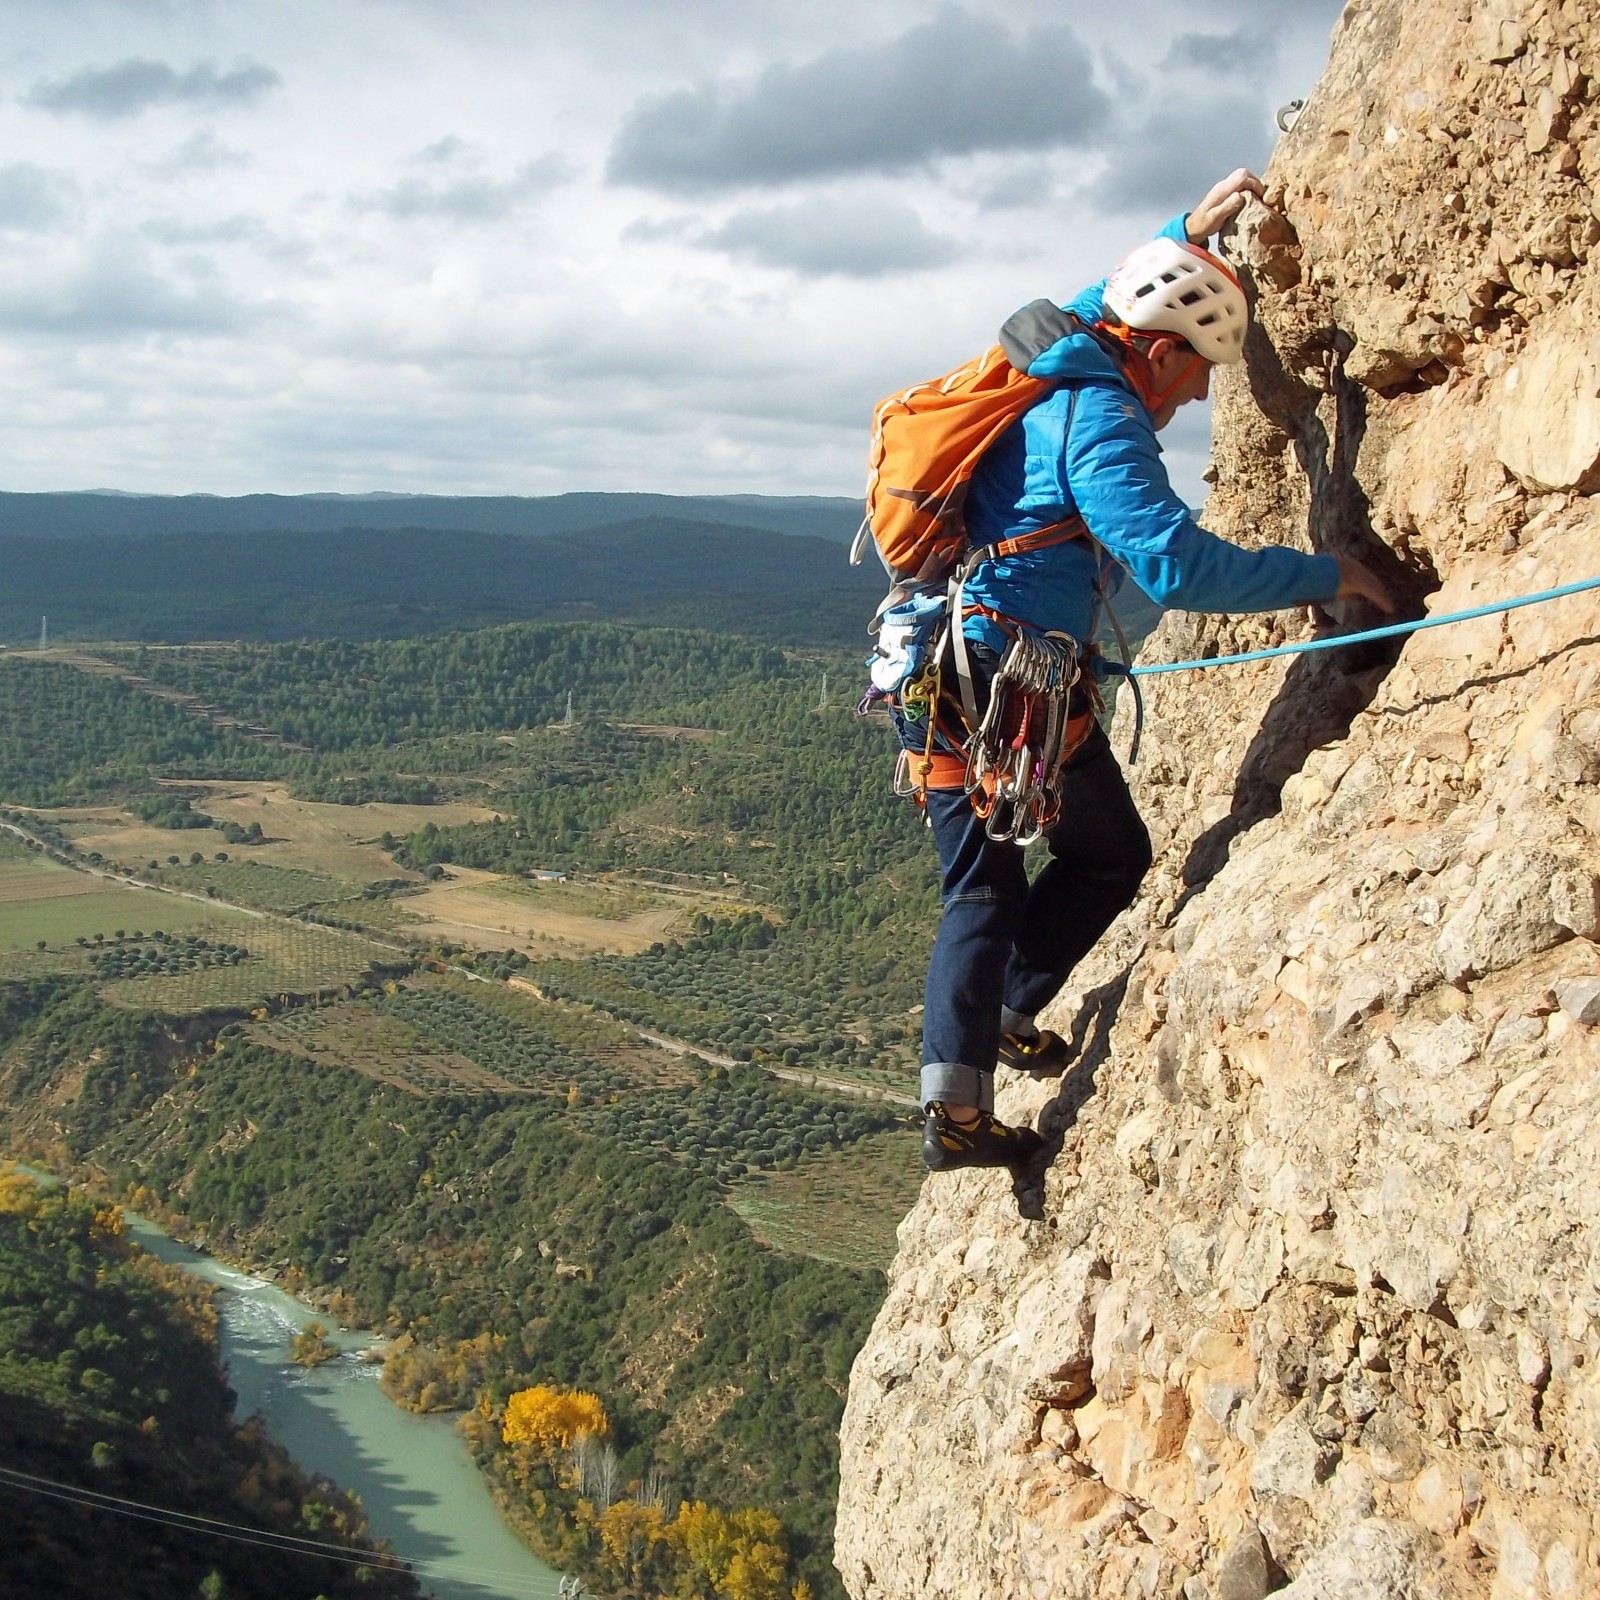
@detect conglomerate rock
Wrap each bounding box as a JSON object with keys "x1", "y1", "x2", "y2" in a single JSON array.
[{"x1": 836, "y1": 2, "x2": 1600, "y2": 1596}]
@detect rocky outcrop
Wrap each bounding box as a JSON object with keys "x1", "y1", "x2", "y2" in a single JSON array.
[{"x1": 836, "y1": 3, "x2": 1600, "y2": 1597}]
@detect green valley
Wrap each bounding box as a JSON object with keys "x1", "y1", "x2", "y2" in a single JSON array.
[{"x1": 0, "y1": 610, "x2": 939, "y2": 1600}]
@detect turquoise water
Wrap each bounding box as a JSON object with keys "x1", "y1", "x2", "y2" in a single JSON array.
[{"x1": 124, "y1": 1216, "x2": 565, "y2": 1600}]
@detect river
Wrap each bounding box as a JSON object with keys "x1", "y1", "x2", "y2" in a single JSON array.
[{"x1": 124, "y1": 1214, "x2": 566, "y2": 1600}]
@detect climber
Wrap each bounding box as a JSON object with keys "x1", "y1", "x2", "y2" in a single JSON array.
[{"x1": 905, "y1": 167, "x2": 1395, "y2": 1172}]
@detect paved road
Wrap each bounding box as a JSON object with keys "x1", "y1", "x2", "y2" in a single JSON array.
[{"x1": 633, "y1": 1027, "x2": 918, "y2": 1109}]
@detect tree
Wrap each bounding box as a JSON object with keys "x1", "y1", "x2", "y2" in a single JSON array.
[
  {"x1": 571, "y1": 1434, "x2": 620, "y2": 1509},
  {"x1": 597, "y1": 1499, "x2": 664, "y2": 1591},
  {"x1": 502, "y1": 1385, "x2": 609, "y2": 1454},
  {"x1": 670, "y1": 1502, "x2": 789, "y2": 1600},
  {"x1": 291, "y1": 1321, "x2": 339, "y2": 1367}
]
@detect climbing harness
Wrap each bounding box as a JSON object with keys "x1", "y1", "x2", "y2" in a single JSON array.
[
  {"x1": 866, "y1": 520, "x2": 1123, "y2": 836},
  {"x1": 965, "y1": 630, "x2": 1092, "y2": 845},
  {"x1": 873, "y1": 599, "x2": 1097, "y2": 842}
]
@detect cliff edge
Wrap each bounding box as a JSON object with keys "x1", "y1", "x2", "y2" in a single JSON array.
[{"x1": 836, "y1": 3, "x2": 1600, "y2": 1596}]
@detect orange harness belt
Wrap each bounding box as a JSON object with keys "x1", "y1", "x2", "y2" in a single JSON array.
[{"x1": 910, "y1": 706, "x2": 1095, "y2": 793}]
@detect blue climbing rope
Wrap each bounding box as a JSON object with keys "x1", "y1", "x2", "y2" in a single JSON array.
[{"x1": 1127, "y1": 574, "x2": 1600, "y2": 678}]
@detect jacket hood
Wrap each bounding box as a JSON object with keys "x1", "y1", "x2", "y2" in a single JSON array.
[{"x1": 996, "y1": 297, "x2": 1134, "y2": 388}]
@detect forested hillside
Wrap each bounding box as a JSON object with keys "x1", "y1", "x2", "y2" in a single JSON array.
[
  {"x1": 0, "y1": 979, "x2": 889, "y2": 1595},
  {"x1": 0, "y1": 1162, "x2": 418, "y2": 1600}
]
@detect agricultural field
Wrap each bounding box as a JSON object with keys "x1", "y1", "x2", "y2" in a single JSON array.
[
  {"x1": 35, "y1": 787, "x2": 748, "y2": 958},
  {"x1": 140, "y1": 858, "x2": 363, "y2": 914},
  {"x1": 248, "y1": 977, "x2": 696, "y2": 1099},
  {"x1": 56, "y1": 783, "x2": 501, "y2": 884},
  {"x1": 244, "y1": 1001, "x2": 535, "y2": 1096},
  {"x1": 373, "y1": 983, "x2": 645, "y2": 1101},
  {"x1": 96, "y1": 918, "x2": 402, "y2": 1013},
  {"x1": 401, "y1": 865, "x2": 703, "y2": 956},
  {"x1": 421, "y1": 971, "x2": 694, "y2": 1087},
  {"x1": 728, "y1": 1130, "x2": 924, "y2": 1272},
  {"x1": 574, "y1": 1061, "x2": 906, "y2": 1186},
  {"x1": 0, "y1": 851, "x2": 234, "y2": 969}
]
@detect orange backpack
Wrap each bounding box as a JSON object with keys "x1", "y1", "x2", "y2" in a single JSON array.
[{"x1": 849, "y1": 306, "x2": 1094, "y2": 585}]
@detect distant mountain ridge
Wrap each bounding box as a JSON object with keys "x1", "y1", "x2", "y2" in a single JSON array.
[
  {"x1": 0, "y1": 517, "x2": 884, "y2": 649},
  {"x1": 0, "y1": 489, "x2": 863, "y2": 544}
]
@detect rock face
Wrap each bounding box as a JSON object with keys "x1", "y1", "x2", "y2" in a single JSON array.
[{"x1": 836, "y1": 3, "x2": 1600, "y2": 1597}]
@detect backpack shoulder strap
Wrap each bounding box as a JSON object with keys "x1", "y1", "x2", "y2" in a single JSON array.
[
  {"x1": 946, "y1": 387, "x2": 1088, "y2": 729},
  {"x1": 998, "y1": 300, "x2": 1084, "y2": 371}
]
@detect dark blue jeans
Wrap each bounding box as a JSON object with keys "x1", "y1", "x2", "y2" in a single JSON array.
[{"x1": 909, "y1": 720, "x2": 1152, "y2": 1111}]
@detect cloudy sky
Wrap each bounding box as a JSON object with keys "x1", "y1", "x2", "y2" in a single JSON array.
[{"x1": 0, "y1": 0, "x2": 1346, "y2": 503}]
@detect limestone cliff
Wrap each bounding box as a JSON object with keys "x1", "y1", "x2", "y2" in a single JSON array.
[{"x1": 836, "y1": 3, "x2": 1600, "y2": 1596}]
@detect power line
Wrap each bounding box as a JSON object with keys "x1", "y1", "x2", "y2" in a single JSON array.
[
  {"x1": 0, "y1": 1464, "x2": 560, "y2": 1596},
  {"x1": 0, "y1": 1464, "x2": 404, "y2": 1570}
]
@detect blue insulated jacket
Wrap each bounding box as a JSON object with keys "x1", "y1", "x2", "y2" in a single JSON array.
[{"x1": 960, "y1": 215, "x2": 1341, "y2": 653}]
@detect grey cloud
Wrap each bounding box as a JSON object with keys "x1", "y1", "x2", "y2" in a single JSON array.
[
  {"x1": 694, "y1": 197, "x2": 961, "y2": 278},
  {"x1": 0, "y1": 237, "x2": 261, "y2": 337},
  {"x1": 24, "y1": 58, "x2": 281, "y2": 120},
  {"x1": 1161, "y1": 28, "x2": 1277, "y2": 75},
  {"x1": 141, "y1": 214, "x2": 275, "y2": 247},
  {"x1": 150, "y1": 128, "x2": 254, "y2": 176},
  {"x1": 965, "y1": 158, "x2": 1065, "y2": 213},
  {"x1": 1082, "y1": 94, "x2": 1274, "y2": 218},
  {"x1": 621, "y1": 215, "x2": 691, "y2": 246},
  {"x1": 412, "y1": 136, "x2": 477, "y2": 166},
  {"x1": 607, "y1": 8, "x2": 1109, "y2": 193},
  {"x1": 355, "y1": 152, "x2": 572, "y2": 221},
  {"x1": 0, "y1": 164, "x2": 78, "y2": 233}
]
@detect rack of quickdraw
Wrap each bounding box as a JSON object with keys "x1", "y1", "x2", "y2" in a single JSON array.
[
  {"x1": 885, "y1": 622, "x2": 1095, "y2": 847},
  {"x1": 964, "y1": 630, "x2": 1090, "y2": 844}
]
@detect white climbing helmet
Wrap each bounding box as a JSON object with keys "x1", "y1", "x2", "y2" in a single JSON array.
[{"x1": 1103, "y1": 237, "x2": 1248, "y2": 365}]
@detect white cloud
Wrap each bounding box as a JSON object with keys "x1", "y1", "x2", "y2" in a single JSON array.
[
  {"x1": 0, "y1": 233, "x2": 269, "y2": 336},
  {"x1": 0, "y1": 0, "x2": 1346, "y2": 499},
  {"x1": 147, "y1": 128, "x2": 254, "y2": 176},
  {"x1": 353, "y1": 150, "x2": 574, "y2": 223}
]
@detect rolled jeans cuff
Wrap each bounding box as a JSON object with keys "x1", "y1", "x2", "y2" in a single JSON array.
[
  {"x1": 1000, "y1": 1005, "x2": 1036, "y2": 1037},
  {"x1": 920, "y1": 1062, "x2": 994, "y2": 1113}
]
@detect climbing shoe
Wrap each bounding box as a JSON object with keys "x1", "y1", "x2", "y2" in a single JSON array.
[
  {"x1": 922, "y1": 1103, "x2": 1044, "y2": 1172},
  {"x1": 997, "y1": 1028, "x2": 1072, "y2": 1076}
]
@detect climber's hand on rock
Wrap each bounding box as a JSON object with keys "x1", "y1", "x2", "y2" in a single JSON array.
[
  {"x1": 1186, "y1": 169, "x2": 1266, "y2": 243},
  {"x1": 1334, "y1": 556, "x2": 1396, "y2": 614}
]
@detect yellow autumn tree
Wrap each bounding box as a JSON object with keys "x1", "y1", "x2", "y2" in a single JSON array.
[
  {"x1": 0, "y1": 1163, "x2": 41, "y2": 1217},
  {"x1": 671, "y1": 1501, "x2": 788, "y2": 1600},
  {"x1": 596, "y1": 1498, "x2": 665, "y2": 1590},
  {"x1": 501, "y1": 1384, "x2": 609, "y2": 1454}
]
